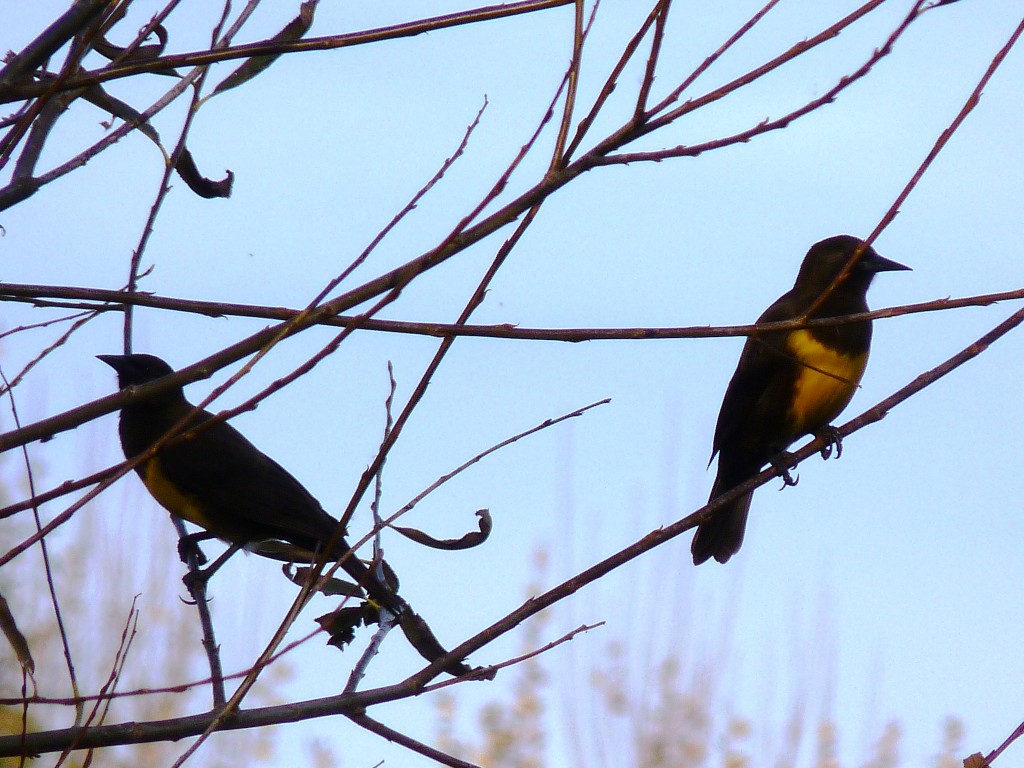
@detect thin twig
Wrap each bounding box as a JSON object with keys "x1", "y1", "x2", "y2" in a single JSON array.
[
  {"x1": 172, "y1": 515, "x2": 227, "y2": 710},
  {"x1": 975, "y1": 718, "x2": 1024, "y2": 767},
  {"x1": 549, "y1": 0, "x2": 588, "y2": 168},
  {"x1": 388, "y1": 398, "x2": 609, "y2": 526},
  {"x1": 343, "y1": 363, "x2": 403, "y2": 694},
  {"x1": 59, "y1": 600, "x2": 138, "y2": 764},
  {"x1": 644, "y1": 0, "x2": 894, "y2": 133},
  {"x1": 4, "y1": 284, "x2": 1021, "y2": 343},
  {"x1": 563, "y1": 0, "x2": 659, "y2": 158},
  {"x1": 346, "y1": 712, "x2": 482, "y2": 768},
  {"x1": 649, "y1": 0, "x2": 783, "y2": 116},
  {"x1": 0, "y1": 308, "x2": 95, "y2": 341},
  {"x1": 437, "y1": 621, "x2": 602, "y2": 682},
  {"x1": 634, "y1": 0, "x2": 671, "y2": 120},
  {"x1": 2, "y1": 1, "x2": 575, "y2": 101},
  {"x1": 0, "y1": 366, "x2": 82, "y2": 727},
  {"x1": 577, "y1": 0, "x2": 923, "y2": 171},
  {"x1": 802, "y1": 8, "x2": 1024, "y2": 320},
  {"x1": 416, "y1": 307, "x2": 1024, "y2": 680},
  {"x1": 0, "y1": 308, "x2": 100, "y2": 396},
  {"x1": 869, "y1": 10, "x2": 1024, "y2": 240}
]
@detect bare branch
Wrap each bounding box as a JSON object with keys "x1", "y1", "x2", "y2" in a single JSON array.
[
  {"x1": 0, "y1": 1, "x2": 575, "y2": 102},
  {"x1": 4, "y1": 304, "x2": 1021, "y2": 768},
  {"x1": 402, "y1": 306, "x2": 1024, "y2": 683},
  {"x1": 388, "y1": 399, "x2": 609, "y2": 529},
  {"x1": 347, "y1": 712, "x2": 482, "y2": 768},
  {"x1": 803, "y1": 10, "x2": 1024, "y2": 320},
  {"x1": 649, "y1": 0, "x2": 783, "y2": 116},
  {"x1": 0, "y1": 0, "x2": 110, "y2": 89},
  {"x1": 2, "y1": 281, "x2": 1021, "y2": 343},
  {"x1": 971, "y1": 718, "x2": 1024, "y2": 768},
  {"x1": 0, "y1": 365, "x2": 81, "y2": 723},
  {"x1": 634, "y1": 0, "x2": 671, "y2": 120},
  {"x1": 868, "y1": 11, "x2": 1024, "y2": 242},
  {"x1": 563, "y1": 1, "x2": 662, "y2": 158}
]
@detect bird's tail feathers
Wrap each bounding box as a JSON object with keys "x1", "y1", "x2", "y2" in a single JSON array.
[{"x1": 691, "y1": 465, "x2": 757, "y2": 565}]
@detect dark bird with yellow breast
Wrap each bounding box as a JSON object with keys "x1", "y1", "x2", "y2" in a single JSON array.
[
  {"x1": 692, "y1": 235, "x2": 910, "y2": 565},
  {"x1": 99, "y1": 353, "x2": 472, "y2": 674}
]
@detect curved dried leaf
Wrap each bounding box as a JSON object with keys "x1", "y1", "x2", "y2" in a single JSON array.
[
  {"x1": 316, "y1": 603, "x2": 376, "y2": 650},
  {"x1": 93, "y1": 24, "x2": 171, "y2": 68},
  {"x1": 282, "y1": 563, "x2": 363, "y2": 597},
  {"x1": 392, "y1": 508, "x2": 492, "y2": 550},
  {"x1": 174, "y1": 148, "x2": 233, "y2": 199},
  {"x1": 83, "y1": 85, "x2": 161, "y2": 144},
  {"x1": 0, "y1": 591, "x2": 34, "y2": 675},
  {"x1": 398, "y1": 610, "x2": 479, "y2": 678},
  {"x1": 211, "y1": 0, "x2": 318, "y2": 96}
]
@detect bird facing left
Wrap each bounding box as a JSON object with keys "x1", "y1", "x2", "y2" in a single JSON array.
[{"x1": 98, "y1": 352, "x2": 473, "y2": 676}]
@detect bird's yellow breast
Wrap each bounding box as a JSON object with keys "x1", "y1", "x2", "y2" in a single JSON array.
[
  {"x1": 142, "y1": 456, "x2": 217, "y2": 532},
  {"x1": 786, "y1": 329, "x2": 867, "y2": 436}
]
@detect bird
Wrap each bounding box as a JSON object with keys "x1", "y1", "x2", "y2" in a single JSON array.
[
  {"x1": 99, "y1": 353, "x2": 472, "y2": 674},
  {"x1": 692, "y1": 235, "x2": 910, "y2": 565}
]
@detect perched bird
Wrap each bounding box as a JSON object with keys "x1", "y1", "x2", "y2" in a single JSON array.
[
  {"x1": 99, "y1": 353, "x2": 471, "y2": 674},
  {"x1": 692, "y1": 235, "x2": 910, "y2": 565}
]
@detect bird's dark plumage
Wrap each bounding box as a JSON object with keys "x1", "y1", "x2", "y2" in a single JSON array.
[
  {"x1": 692, "y1": 235, "x2": 910, "y2": 565},
  {"x1": 98, "y1": 354, "x2": 358, "y2": 566},
  {"x1": 99, "y1": 353, "x2": 471, "y2": 674}
]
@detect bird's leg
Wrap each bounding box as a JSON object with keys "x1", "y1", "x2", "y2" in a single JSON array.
[
  {"x1": 769, "y1": 450, "x2": 799, "y2": 488},
  {"x1": 177, "y1": 531, "x2": 214, "y2": 566},
  {"x1": 815, "y1": 425, "x2": 843, "y2": 460},
  {"x1": 182, "y1": 543, "x2": 242, "y2": 595}
]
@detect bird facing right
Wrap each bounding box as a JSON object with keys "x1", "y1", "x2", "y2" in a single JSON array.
[{"x1": 692, "y1": 235, "x2": 910, "y2": 566}]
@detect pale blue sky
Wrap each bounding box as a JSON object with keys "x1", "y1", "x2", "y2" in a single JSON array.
[{"x1": 2, "y1": 2, "x2": 1023, "y2": 766}]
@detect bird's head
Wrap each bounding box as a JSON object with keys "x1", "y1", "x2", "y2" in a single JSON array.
[
  {"x1": 98, "y1": 353, "x2": 177, "y2": 389},
  {"x1": 796, "y1": 235, "x2": 910, "y2": 295}
]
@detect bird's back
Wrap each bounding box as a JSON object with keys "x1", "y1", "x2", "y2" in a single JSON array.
[{"x1": 118, "y1": 398, "x2": 341, "y2": 550}]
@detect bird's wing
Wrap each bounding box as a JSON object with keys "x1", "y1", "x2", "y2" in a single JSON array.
[
  {"x1": 710, "y1": 289, "x2": 801, "y2": 461},
  {"x1": 155, "y1": 410, "x2": 341, "y2": 548}
]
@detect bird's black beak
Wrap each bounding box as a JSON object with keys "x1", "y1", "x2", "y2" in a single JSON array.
[
  {"x1": 863, "y1": 251, "x2": 911, "y2": 273},
  {"x1": 97, "y1": 354, "x2": 138, "y2": 390},
  {"x1": 97, "y1": 354, "x2": 129, "y2": 374}
]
